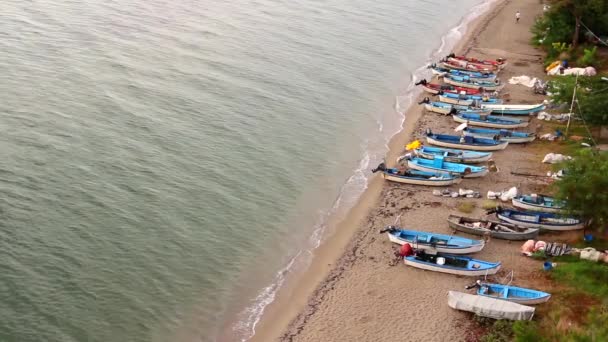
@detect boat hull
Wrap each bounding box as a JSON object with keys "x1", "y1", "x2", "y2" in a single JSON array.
[
  {"x1": 444, "y1": 77, "x2": 503, "y2": 91},
  {"x1": 387, "y1": 233, "x2": 484, "y2": 254},
  {"x1": 463, "y1": 132, "x2": 536, "y2": 144},
  {"x1": 496, "y1": 212, "x2": 585, "y2": 231},
  {"x1": 426, "y1": 135, "x2": 508, "y2": 151},
  {"x1": 452, "y1": 115, "x2": 529, "y2": 129},
  {"x1": 413, "y1": 150, "x2": 492, "y2": 164},
  {"x1": 438, "y1": 95, "x2": 473, "y2": 106},
  {"x1": 407, "y1": 160, "x2": 488, "y2": 178},
  {"x1": 404, "y1": 257, "x2": 500, "y2": 276},
  {"x1": 448, "y1": 291, "x2": 535, "y2": 321},
  {"x1": 481, "y1": 104, "x2": 546, "y2": 115},
  {"x1": 380, "y1": 172, "x2": 461, "y2": 186},
  {"x1": 447, "y1": 215, "x2": 539, "y2": 241}
]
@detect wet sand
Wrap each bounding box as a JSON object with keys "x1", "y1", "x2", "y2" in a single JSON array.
[{"x1": 251, "y1": 0, "x2": 553, "y2": 341}]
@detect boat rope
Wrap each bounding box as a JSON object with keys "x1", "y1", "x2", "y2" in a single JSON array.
[{"x1": 579, "y1": 20, "x2": 608, "y2": 47}]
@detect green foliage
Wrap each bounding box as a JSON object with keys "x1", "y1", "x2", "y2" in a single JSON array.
[
  {"x1": 548, "y1": 76, "x2": 608, "y2": 126},
  {"x1": 552, "y1": 42, "x2": 571, "y2": 53},
  {"x1": 456, "y1": 201, "x2": 475, "y2": 214},
  {"x1": 553, "y1": 149, "x2": 608, "y2": 231},
  {"x1": 567, "y1": 307, "x2": 608, "y2": 341},
  {"x1": 512, "y1": 321, "x2": 546, "y2": 342},
  {"x1": 480, "y1": 320, "x2": 514, "y2": 342},
  {"x1": 577, "y1": 46, "x2": 598, "y2": 66},
  {"x1": 552, "y1": 259, "x2": 608, "y2": 298}
]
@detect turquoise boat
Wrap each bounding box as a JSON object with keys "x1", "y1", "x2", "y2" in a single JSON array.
[
  {"x1": 411, "y1": 146, "x2": 492, "y2": 163},
  {"x1": 404, "y1": 252, "x2": 501, "y2": 276},
  {"x1": 463, "y1": 127, "x2": 536, "y2": 143},
  {"x1": 453, "y1": 113, "x2": 528, "y2": 129},
  {"x1": 439, "y1": 92, "x2": 502, "y2": 105},
  {"x1": 406, "y1": 156, "x2": 488, "y2": 178},
  {"x1": 430, "y1": 66, "x2": 497, "y2": 81},
  {"x1": 512, "y1": 194, "x2": 565, "y2": 213},
  {"x1": 444, "y1": 75, "x2": 503, "y2": 91},
  {"x1": 383, "y1": 227, "x2": 484, "y2": 254},
  {"x1": 468, "y1": 281, "x2": 551, "y2": 305},
  {"x1": 420, "y1": 99, "x2": 492, "y2": 116},
  {"x1": 371, "y1": 163, "x2": 461, "y2": 187},
  {"x1": 480, "y1": 103, "x2": 546, "y2": 115},
  {"x1": 426, "y1": 130, "x2": 509, "y2": 151},
  {"x1": 496, "y1": 208, "x2": 585, "y2": 231}
]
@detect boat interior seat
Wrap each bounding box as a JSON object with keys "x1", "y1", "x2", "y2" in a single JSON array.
[{"x1": 503, "y1": 288, "x2": 509, "y2": 298}]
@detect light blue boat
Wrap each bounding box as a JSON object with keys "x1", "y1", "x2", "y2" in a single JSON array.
[
  {"x1": 480, "y1": 103, "x2": 546, "y2": 115},
  {"x1": 406, "y1": 156, "x2": 488, "y2": 178},
  {"x1": 384, "y1": 227, "x2": 485, "y2": 254},
  {"x1": 445, "y1": 75, "x2": 504, "y2": 91},
  {"x1": 463, "y1": 127, "x2": 536, "y2": 143},
  {"x1": 440, "y1": 92, "x2": 503, "y2": 104},
  {"x1": 411, "y1": 146, "x2": 492, "y2": 163},
  {"x1": 426, "y1": 131, "x2": 509, "y2": 151},
  {"x1": 404, "y1": 252, "x2": 501, "y2": 276},
  {"x1": 371, "y1": 163, "x2": 461, "y2": 187},
  {"x1": 496, "y1": 208, "x2": 585, "y2": 231},
  {"x1": 421, "y1": 100, "x2": 492, "y2": 115},
  {"x1": 471, "y1": 282, "x2": 551, "y2": 305},
  {"x1": 453, "y1": 113, "x2": 528, "y2": 129},
  {"x1": 430, "y1": 66, "x2": 497, "y2": 80},
  {"x1": 512, "y1": 194, "x2": 565, "y2": 213}
]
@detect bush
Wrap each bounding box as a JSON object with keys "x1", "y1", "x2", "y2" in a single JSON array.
[
  {"x1": 457, "y1": 202, "x2": 475, "y2": 214},
  {"x1": 577, "y1": 46, "x2": 598, "y2": 66},
  {"x1": 512, "y1": 321, "x2": 546, "y2": 342}
]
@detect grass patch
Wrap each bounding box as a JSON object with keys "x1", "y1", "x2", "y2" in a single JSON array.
[
  {"x1": 457, "y1": 201, "x2": 476, "y2": 214},
  {"x1": 551, "y1": 259, "x2": 608, "y2": 298}
]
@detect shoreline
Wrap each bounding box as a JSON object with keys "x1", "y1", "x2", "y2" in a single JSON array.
[{"x1": 248, "y1": 1, "x2": 511, "y2": 341}]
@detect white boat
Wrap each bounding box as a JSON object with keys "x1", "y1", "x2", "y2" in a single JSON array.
[
  {"x1": 448, "y1": 291, "x2": 535, "y2": 321},
  {"x1": 438, "y1": 94, "x2": 474, "y2": 106},
  {"x1": 511, "y1": 194, "x2": 565, "y2": 213},
  {"x1": 480, "y1": 103, "x2": 546, "y2": 115}
]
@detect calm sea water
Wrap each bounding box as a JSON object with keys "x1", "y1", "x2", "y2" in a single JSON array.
[{"x1": 1, "y1": 0, "x2": 489, "y2": 341}]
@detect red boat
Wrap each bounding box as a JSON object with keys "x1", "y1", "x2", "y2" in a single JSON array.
[{"x1": 415, "y1": 79, "x2": 483, "y2": 95}]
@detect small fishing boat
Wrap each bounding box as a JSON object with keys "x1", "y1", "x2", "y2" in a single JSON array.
[
  {"x1": 495, "y1": 208, "x2": 585, "y2": 231},
  {"x1": 447, "y1": 54, "x2": 507, "y2": 69},
  {"x1": 407, "y1": 156, "x2": 488, "y2": 178},
  {"x1": 430, "y1": 66, "x2": 497, "y2": 81},
  {"x1": 412, "y1": 146, "x2": 492, "y2": 163},
  {"x1": 404, "y1": 252, "x2": 501, "y2": 276},
  {"x1": 463, "y1": 127, "x2": 536, "y2": 144},
  {"x1": 444, "y1": 75, "x2": 504, "y2": 92},
  {"x1": 371, "y1": 163, "x2": 461, "y2": 186},
  {"x1": 419, "y1": 98, "x2": 492, "y2": 116},
  {"x1": 383, "y1": 227, "x2": 485, "y2": 254},
  {"x1": 447, "y1": 215, "x2": 539, "y2": 240},
  {"x1": 480, "y1": 103, "x2": 546, "y2": 115},
  {"x1": 453, "y1": 113, "x2": 528, "y2": 129},
  {"x1": 426, "y1": 130, "x2": 509, "y2": 151},
  {"x1": 512, "y1": 194, "x2": 565, "y2": 213},
  {"x1": 448, "y1": 291, "x2": 535, "y2": 321},
  {"x1": 415, "y1": 79, "x2": 484, "y2": 95},
  {"x1": 439, "y1": 59, "x2": 497, "y2": 73},
  {"x1": 439, "y1": 93, "x2": 502, "y2": 106},
  {"x1": 467, "y1": 281, "x2": 551, "y2": 305}
]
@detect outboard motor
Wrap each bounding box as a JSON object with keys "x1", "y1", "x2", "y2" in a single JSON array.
[
  {"x1": 449, "y1": 107, "x2": 458, "y2": 115},
  {"x1": 418, "y1": 97, "x2": 430, "y2": 105},
  {"x1": 447, "y1": 53, "x2": 456, "y2": 59},
  {"x1": 425, "y1": 128, "x2": 433, "y2": 136},
  {"x1": 415, "y1": 79, "x2": 428, "y2": 86},
  {"x1": 371, "y1": 162, "x2": 387, "y2": 173}
]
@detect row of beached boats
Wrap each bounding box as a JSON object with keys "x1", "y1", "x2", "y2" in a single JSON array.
[{"x1": 373, "y1": 54, "x2": 576, "y2": 321}]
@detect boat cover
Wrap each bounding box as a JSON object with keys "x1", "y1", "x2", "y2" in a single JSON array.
[{"x1": 447, "y1": 291, "x2": 534, "y2": 320}]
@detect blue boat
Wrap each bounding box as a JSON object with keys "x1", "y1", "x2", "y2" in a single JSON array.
[
  {"x1": 480, "y1": 103, "x2": 546, "y2": 115},
  {"x1": 371, "y1": 163, "x2": 461, "y2": 187},
  {"x1": 463, "y1": 127, "x2": 536, "y2": 143},
  {"x1": 512, "y1": 194, "x2": 565, "y2": 213},
  {"x1": 404, "y1": 252, "x2": 501, "y2": 276},
  {"x1": 407, "y1": 156, "x2": 488, "y2": 178},
  {"x1": 496, "y1": 208, "x2": 585, "y2": 231},
  {"x1": 439, "y1": 92, "x2": 502, "y2": 105},
  {"x1": 453, "y1": 113, "x2": 528, "y2": 129},
  {"x1": 411, "y1": 146, "x2": 492, "y2": 163},
  {"x1": 420, "y1": 99, "x2": 492, "y2": 116},
  {"x1": 384, "y1": 227, "x2": 484, "y2": 254},
  {"x1": 430, "y1": 66, "x2": 497, "y2": 80},
  {"x1": 469, "y1": 281, "x2": 551, "y2": 305},
  {"x1": 445, "y1": 75, "x2": 503, "y2": 91},
  {"x1": 425, "y1": 130, "x2": 509, "y2": 151}
]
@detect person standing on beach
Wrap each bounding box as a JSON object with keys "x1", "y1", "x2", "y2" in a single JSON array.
[{"x1": 516, "y1": 11, "x2": 521, "y2": 23}]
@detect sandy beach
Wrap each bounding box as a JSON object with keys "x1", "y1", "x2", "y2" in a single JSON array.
[{"x1": 251, "y1": 0, "x2": 559, "y2": 341}]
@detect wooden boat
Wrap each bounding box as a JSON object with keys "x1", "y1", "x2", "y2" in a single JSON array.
[
  {"x1": 426, "y1": 130, "x2": 509, "y2": 151},
  {"x1": 384, "y1": 227, "x2": 484, "y2": 254},
  {"x1": 448, "y1": 291, "x2": 535, "y2": 321},
  {"x1": 480, "y1": 103, "x2": 546, "y2": 115},
  {"x1": 430, "y1": 66, "x2": 497, "y2": 81},
  {"x1": 439, "y1": 93, "x2": 502, "y2": 106},
  {"x1": 444, "y1": 75, "x2": 504, "y2": 91},
  {"x1": 404, "y1": 252, "x2": 501, "y2": 276},
  {"x1": 447, "y1": 215, "x2": 539, "y2": 240},
  {"x1": 469, "y1": 282, "x2": 551, "y2": 305},
  {"x1": 420, "y1": 98, "x2": 492, "y2": 116},
  {"x1": 415, "y1": 79, "x2": 483, "y2": 95},
  {"x1": 439, "y1": 59, "x2": 497, "y2": 73},
  {"x1": 463, "y1": 127, "x2": 536, "y2": 144},
  {"x1": 371, "y1": 163, "x2": 461, "y2": 186},
  {"x1": 512, "y1": 194, "x2": 565, "y2": 213},
  {"x1": 453, "y1": 113, "x2": 528, "y2": 129},
  {"x1": 407, "y1": 156, "x2": 488, "y2": 178},
  {"x1": 447, "y1": 54, "x2": 507, "y2": 69},
  {"x1": 412, "y1": 146, "x2": 492, "y2": 163},
  {"x1": 496, "y1": 208, "x2": 585, "y2": 231}
]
